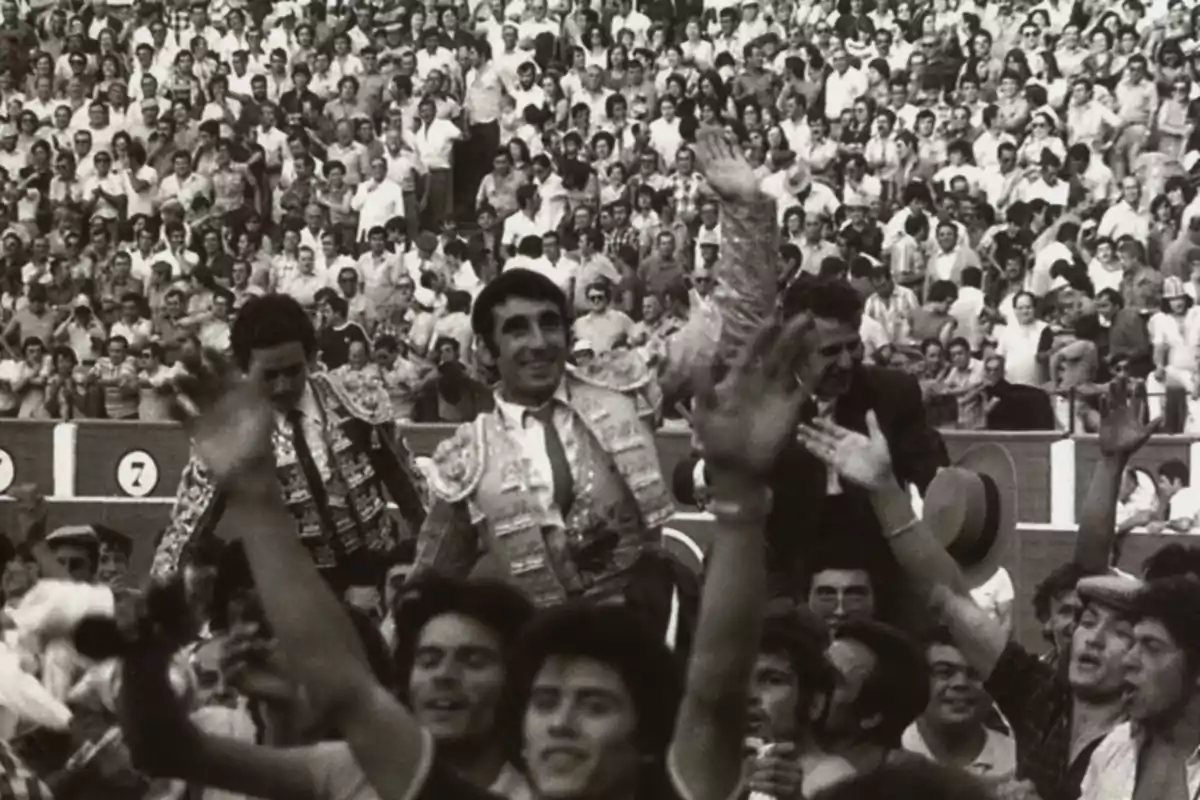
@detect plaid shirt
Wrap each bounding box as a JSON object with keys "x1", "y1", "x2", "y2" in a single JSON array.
[
  {"x1": 603, "y1": 225, "x2": 640, "y2": 260},
  {"x1": 986, "y1": 642, "x2": 1117, "y2": 800},
  {"x1": 0, "y1": 741, "x2": 53, "y2": 800},
  {"x1": 170, "y1": 8, "x2": 192, "y2": 46},
  {"x1": 669, "y1": 171, "x2": 706, "y2": 221}
]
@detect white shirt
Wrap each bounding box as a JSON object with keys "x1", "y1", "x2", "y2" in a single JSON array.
[
  {"x1": 995, "y1": 320, "x2": 1048, "y2": 386},
  {"x1": 124, "y1": 164, "x2": 160, "y2": 217},
  {"x1": 488, "y1": 384, "x2": 581, "y2": 527},
  {"x1": 506, "y1": 254, "x2": 573, "y2": 292},
  {"x1": 824, "y1": 67, "x2": 868, "y2": 120},
  {"x1": 351, "y1": 178, "x2": 406, "y2": 240},
  {"x1": 408, "y1": 119, "x2": 462, "y2": 170},
  {"x1": 970, "y1": 567, "x2": 1015, "y2": 623},
  {"x1": 1097, "y1": 201, "x2": 1151, "y2": 247},
  {"x1": 1081, "y1": 722, "x2": 1200, "y2": 800},
  {"x1": 502, "y1": 211, "x2": 548, "y2": 250},
  {"x1": 902, "y1": 724, "x2": 1016, "y2": 782},
  {"x1": 1168, "y1": 486, "x2": 1200, "y2": 529}
]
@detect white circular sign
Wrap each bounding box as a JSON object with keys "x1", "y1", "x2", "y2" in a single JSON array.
[
  {"x1": 116, "y1": 450, "x2": 159, "y2": 497},
  {"x1": 0, "y1": 448, "x2": 13, "y2": 494}
]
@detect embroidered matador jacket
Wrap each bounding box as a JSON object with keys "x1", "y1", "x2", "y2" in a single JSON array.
[{"x1": 150, "y1": 371, "x2": 428, "y2": 581}]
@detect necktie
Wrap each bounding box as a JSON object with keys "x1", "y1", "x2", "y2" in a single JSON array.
[
  {"x1": 287, "y1": 409, "x2": 334, "y2": 522},
  {"x1": 530, "y1": 404, "x2": 575, "y2": 518}
]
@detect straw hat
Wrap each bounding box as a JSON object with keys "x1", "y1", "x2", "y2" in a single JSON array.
[{"x1": 922, "y1": 443, "x2": 1018, "y2": 588}]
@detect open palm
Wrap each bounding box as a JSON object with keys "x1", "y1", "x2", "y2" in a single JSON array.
[
  {"x1": 1098, "y1": 378, "x2": 1161, "y2": 457},
  {"x1": 797, "y1": 412, "x2": 895, "y2": 492},
  {"x1": 185, "y1": 352, "x2": 275, "y2": 487},
  {"x1": 694, "y1": 128, "x2": 760, "y2": 202},
  {"x1": 694, "y1": 316, "x2": 814, "y2": 478}
]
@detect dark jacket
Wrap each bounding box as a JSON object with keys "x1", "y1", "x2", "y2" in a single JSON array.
[{"x1": 765, "y1": 365, "x2": 949, "y2": 610}]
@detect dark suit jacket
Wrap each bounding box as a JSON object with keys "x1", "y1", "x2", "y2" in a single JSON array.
[{"x1": 765, "y1": 366, "x2": 949, "y2": 610}]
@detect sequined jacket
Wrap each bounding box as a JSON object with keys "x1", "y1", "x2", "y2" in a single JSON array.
[
  {"x1": 150, "y1": 372, "x2": 428, "y2": 581},
  {"x1": 412, "y1": 350, "x2": 674, "y2": 607}
]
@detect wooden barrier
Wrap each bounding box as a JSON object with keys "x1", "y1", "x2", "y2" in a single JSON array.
[
  {"x1": 943, "y1": 431, "x2": 1061, "y2": 523},
  {"x1": 0, "y1": 421, "x2": 56, "y2": 496},
  {"x1": 1075, "y1": 435, "x2": 1191, "y2": 520}
]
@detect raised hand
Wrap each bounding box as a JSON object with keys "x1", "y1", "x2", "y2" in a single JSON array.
[
  {"x1": 179, "y1": 351, "x2": 275, "y2": 489},
  {"x1": 693, "y1": 127, "x2": 761, "y2": 203},
  {"x1": 796, "y1": 410, "x2": 895, "y2": 493},
  {"x1": 1099, "y1": 378, "x2": 1161, "y2": 457},
  {"x1": 693, "y1": 315, "x2": 814, "y2": 479}
]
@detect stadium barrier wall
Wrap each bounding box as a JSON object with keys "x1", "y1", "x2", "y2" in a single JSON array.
[{"x1": 4, "y1": 422, "x2": 1200, "y2": 652}]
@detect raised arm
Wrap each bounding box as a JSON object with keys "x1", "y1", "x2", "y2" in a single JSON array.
[
  {"x1": 185, "y1": 364, "x2": 428, "y2": 800},
  {"x1": 1073, "y1": 380, "x2": 1160, "y2": 573},
  {"x1": 694, "y1": 129, "x2": 779, "y2": 362},
  {"x1": 798, "y1": 413, "x2": 1009, "y2": 678},
  {"x1": 671, "y1": 316, "x2": 814, "y2": 800}
]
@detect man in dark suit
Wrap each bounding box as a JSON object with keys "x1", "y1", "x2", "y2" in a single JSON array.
[
  {"x1": 675, "y1": 278, "x2": 948, "y2": 615},
  {"x1": 679, "y1": 131, "x2": 947, "y2": 622},
  {"x1": 762, "y1": 278, "x2": 948, "y2": 609}
]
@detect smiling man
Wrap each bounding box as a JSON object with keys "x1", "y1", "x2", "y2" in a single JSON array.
[
  {"x1": 901, "y1": 629, "x2": 1016, "y2": 781},
  {"x1": 151, "y1": 294, "x2": 427, "y2": 591},
  {"x1": 413, "y1": 269, "x2": 689, "y2": 641},
  {"x1": 764, "y1": 277, "x2": 949, "y2": 611}
]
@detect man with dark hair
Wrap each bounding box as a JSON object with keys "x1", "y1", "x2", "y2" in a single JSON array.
[
  {"x1": 151, "y1": 294, "x2": 426, "y2": 590},
  {"x1": 122, "y1": 573, "x2": 536, "y2": 797},
  {"x1": 802, "y1": 538, "x2": 887, "y2": 630},
  {"x1": 745, "y1": 610, "x2": 856, "y2": 798},
  {"x1": 412, "y1": 268, "x2": 686, "y2": 639},
  {"x1": 315, "y1": 289, "x2": 369, "y2": 370},
  {"x1": 1149, "y1": 458, "x2": 1200, "y2": 532},
  {"x1": 758, "y1": 277, "x2": 949, "y2": 610},
  {"x1": 823, "y1": 619, "x2": 932, "y2": 772},
  {"x1": 1032, "y1": 562, "x2": 1088, "y2": 666},
  {"x1": 901, "y1": 629, "x2": 1016, "y2": 780},
  {"x1": 1082, "y1": 577, "x2": 1200, "y2": 799}
]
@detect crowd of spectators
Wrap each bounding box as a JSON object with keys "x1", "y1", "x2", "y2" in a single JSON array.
[{"x1": 0, "y1": 0, "x2": 1195, "y2": 431}]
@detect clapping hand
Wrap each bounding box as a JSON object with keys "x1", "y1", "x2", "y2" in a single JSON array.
[
  {"x1": 693, "y1": 315, "x2": 814, "y2": 480},
  {"x1": 1098, "y1": 378, "x2": 1160, "y2": 457},
  {"x1": 796, "y1": 410, "x2": 896, "y2": 493}
]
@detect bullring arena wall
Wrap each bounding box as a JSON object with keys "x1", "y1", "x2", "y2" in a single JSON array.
[{"x1": 2, "y1": 422, "x2": 1198, "y2": 651}]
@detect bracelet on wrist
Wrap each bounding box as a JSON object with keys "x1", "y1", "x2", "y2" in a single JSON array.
[
  {"x1": 708, "y1": 486, "x2": 773, "y2": 524},
  {"x1": 885, "y1": 519, "x2": 919, "y2": 540}
]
